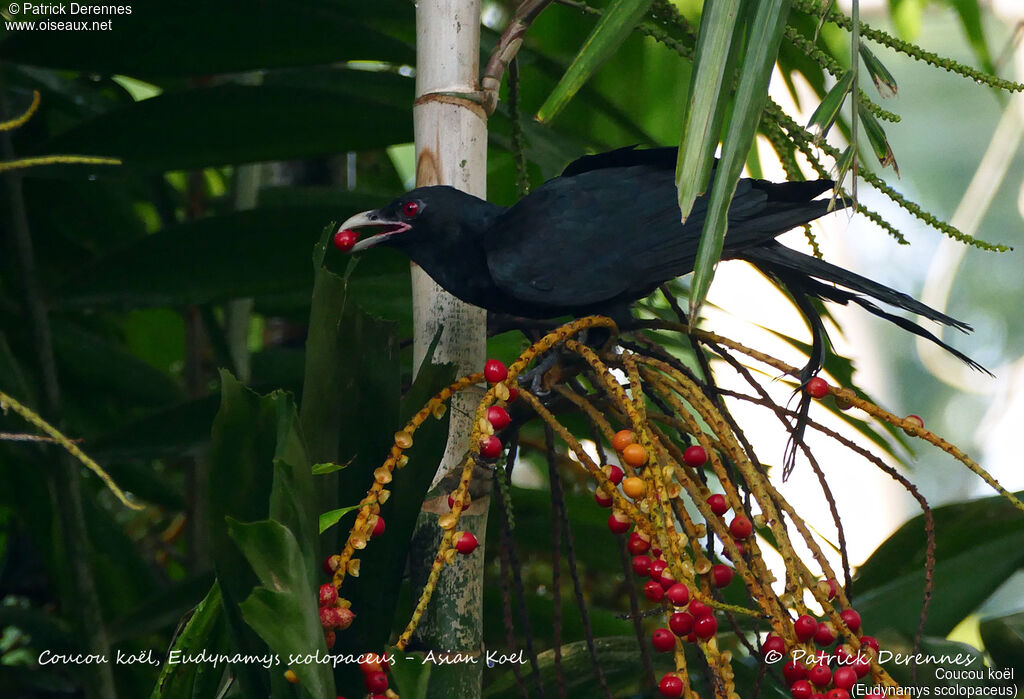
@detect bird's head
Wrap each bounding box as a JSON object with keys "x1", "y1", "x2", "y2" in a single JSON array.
[{"x1": 334, "y1": 185, "x2": 497, "y2": 255}]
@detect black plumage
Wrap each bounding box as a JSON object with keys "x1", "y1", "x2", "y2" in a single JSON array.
[{"x1": 339, "y1": 146, "x2": 983, "y2": 374}]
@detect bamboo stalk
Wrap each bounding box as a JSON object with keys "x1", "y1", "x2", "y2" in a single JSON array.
[{"x1": 408, "y1": 1, "x2": 490, "y2": 696}]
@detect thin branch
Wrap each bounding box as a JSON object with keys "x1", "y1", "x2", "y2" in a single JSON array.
[{"x1": 481, "y1": 0, "x2": 555, "y2": 114}]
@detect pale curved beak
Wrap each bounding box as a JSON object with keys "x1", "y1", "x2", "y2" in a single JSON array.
[{"x1": 337, "y1": 210, "x2": 411, "y2": 253}]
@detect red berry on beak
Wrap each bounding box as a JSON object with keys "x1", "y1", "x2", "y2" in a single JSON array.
[{"x1": 333, "y1": 229, "x2": 359, "y2": 252}]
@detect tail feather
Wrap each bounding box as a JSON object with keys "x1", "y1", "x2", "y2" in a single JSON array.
[{"x1": 744, "y1": 243, "x2": 988, "y2": 374}]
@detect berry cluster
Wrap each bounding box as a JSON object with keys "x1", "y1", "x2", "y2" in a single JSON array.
[
  {"x1": 317, "y1": 566, "x2": 354, "y2": 650},
  {"x1": 767, "y1": 603, "x2": 882, "y2": 699}
]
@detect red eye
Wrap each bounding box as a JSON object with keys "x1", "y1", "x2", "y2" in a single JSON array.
[{"x1": 402, "y1": 201, "x2": 420, "y2": 217}]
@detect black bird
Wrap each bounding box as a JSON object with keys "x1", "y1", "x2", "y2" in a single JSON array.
[{"x1": 336, "y1": 145, "x2": 983, "y2": 378}]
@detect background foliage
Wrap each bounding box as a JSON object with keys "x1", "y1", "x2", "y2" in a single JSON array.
[{"x1": 0, "y1": 1, "x2": 1022, "y2": 698}]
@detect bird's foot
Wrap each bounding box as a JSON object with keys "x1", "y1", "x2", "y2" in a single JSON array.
[{"x1": 517, "y1": 351, "x2": 562, "y2": 396}]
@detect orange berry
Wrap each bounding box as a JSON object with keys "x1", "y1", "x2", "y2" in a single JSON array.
[
  {"x1": 622, "y1": 476, "x2": 645, "y2": 499},
  {"x1": 622, "y1": 443, "x2": 648, "y2": 467},
  {"x1": 612, "y1": 429, "x2": 634, "y2": 452}
]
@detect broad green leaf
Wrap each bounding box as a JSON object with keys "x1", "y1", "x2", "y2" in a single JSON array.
[
  {"x1": 41, "y1": 85, "x2": 411, "y2": 172},
  {"x1": 675, "y1": 0, "x2": 744, "y2": 221},
  {"x1": 388, "y1": 648, "x2": 432, "y2": 699},
  {"x1": 150, "y1": 583, "x2": 225, "y2": 699},
  {"x1": 852, "y1": 492, "x2": 1024, "y2": 637},
  {"x1": 58, "y1": 206, "x2": 351, "y2": 308},
  {"x1": 806, "y1": 70, "x2": 854, "y2": 139},
  {"x1": 859, "y1": 102, "x2": 899, "y2": 174},
  {"x1": 980, "y1": 610, "x2": 1024, "y2": 673},
  {"x1": 536, "y1": 0, "x2": 655, "y2": 123},
  {"x1": 228, "y1": 519, "x2": 334, "y2": 698},
  {"x1": 859, "y1": 45, "x2": 898, "y2": 98},
  {"x1": 205, "y1": 374, "x2": 300, "y2": 697},
  {"x1": 0, "y1": 1, "x2": 414, "y2": 77},
  {"x1": 319, "y1": 505, "x2": 359, "y2": 534},
  {"x1": 689, "y1": 0, "x2": 793, "y2": 320}
]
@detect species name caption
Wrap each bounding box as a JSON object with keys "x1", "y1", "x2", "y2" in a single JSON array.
[{"x1": 35, "y1": 649, "x2": 529, "y2": 669}]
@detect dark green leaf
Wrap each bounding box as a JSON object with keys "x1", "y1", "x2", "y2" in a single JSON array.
[
  {"x1": 41, "y1": 85, "x2": 411, "y2": 172},
  {"x1": 676, "y1": 0, "x2": 745, "y2": 221},
  {"x1": 150, "y1": 584, "x2": 226, "y2": 699},
  {"x1": 228, "y1": 519, "x2": 333, "y2": 698},
  {"x1": 536, "y1": 0, "x2": 655, "y2": 122},
  {"x1": 980, "y1": 610, "x2": 1024, "y2": 674},
  {"x1": 853, "y1": 492, "x2": 1024, "y2": 637},
  {"x1": 0, "y1": 1, "x2": 413, "y2": 77},
  {"x1": 690, "y1": 0, "x2": 793, "y2": 320}
]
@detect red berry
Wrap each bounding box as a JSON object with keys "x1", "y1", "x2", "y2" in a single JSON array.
[
  {"x1": 627, "y1": 531, "x2": 650, "y2": 555},
  {"x1": 859, "y1": 635, "x2": 879, "y2": 653},
  {"x1": 683, "y1": 444, "x2": 708, "y2": 467},
  {"x1": 724, "y1": 540, "x2": 745, "y2": 560},
  {"x1": 903, "y1": 414, "x2": 924, "y2": 436},
  {"x1": 480, "y1": 435, "x2": 503, "y2": 459},
  {"x1": 319, "y1": 583, "x2": 338, "y2": 607},
  {"x1": 729, "y1": 515, "x2": 753, "y2": 539},
  {"x1": 808, "y1": 663, "x2": 831, "y2": 686},
  {"x1": 371, "y1": 515, "x2": 385, "y2": 538},
  {"x1": 826, "y1": 691, "x2": 850, "y2": 699},
  {"x1": 603, "y1": 464, "x2": 625, "y2": 485},
  {"x1": 666, "y1": 583, "x2": 690, "y2": 606},
  {"x1": 711, "y1": 564, "x2": 734, "y2": 588},
  {"x1": 762, "y1": 634, "x2": 786, "y2": 657},
  {"x1": 360, "y1": 656, "x2": 385, "y2": 674},
  {"x1": 658, "y1": 673, "x2": 684, "y2": 698},
  {"x1": 825, "y1": 578, "x2": 839, "y2": 600},
  {"x1": 791, "y1": 680, "x2": 813, "y2": 699},
  {"x1": 507, "y1": 387, "x2": 519, "y2": 402},
  {"x1": 649, "y1": 559, "x2": 668, "y2": 579},
  {"x1": 689, "y1": 599, "x2": 713, "y2": 619},
  {"x1": 794, "y1": 614, "x2": 817, "y2": 642},
  {"x1": 658, "y1": 569, "x2": 677, "y2": 589},
  {"x1": 487, "y1": 405, "x2": 511, "y2": 430},
  {"x1": 805, "y1": 376, "x2": 829, "y2": 399},
  {"x1": 643, "y1": 580, "x2": 665, "y2": 601},
  {"x1": 320, "y1": 606, "x2": 354, "y2": 630},
  {"x1": 651, "y1": 628, "x2": 675, "y2": 652},
  {"x1": 455, "y1": 531, "x2": 479, "y2": 555},
  {"x1": 669, "y1": 611, "x2": 694, "y2": 636},
  {"x1": 814, "y1": 622, "x2": 836, "y2": 646},
  {"x1": 364, "y1": 671, "x2": 388, "y2": 693},
  {"x1": 853, "y1": 655, "x2": 871, "y2": 678},
  {"x1": 833, "y1": 666, "x2": 857, "y2": 690},
  {"x1": 323, "y1": 554, "x2": 341, "y2": 574},
  {"x1": 333, "y1": 229, "x2": 359, "y2": 252},
  {"x1": 707, "y1": 494, "x2": 729, "y2": 516},
  {"x1": 607, "y1": 511, "x2": 631, "y2": 534},
  {"x1": 651, "y1": 547, "x2": 662, "y2": 558},
  {"x1": 840, "y1": 609, "x2": 862, "y2": 632},
  {"x1": 483, "y1": 359, "x2": 508, "y2": 383},
  {"x1": 324, "y1": 630, "x2": 336, "y2": 648},
  {"x1": 448, "y1": 494, "x2": 457, "y2": 509},
  {"x1": 693, "y1": 615, "x2": 718, "y2": 639},
  {"x1": 594, "y1": 489, "x2": 613, "y2": 508},
  {"x1": 783, "y1": 660, "x2": 807, "y2": 684},
  {"x1": 632, "y1": 555, "x2": 652, "y2": 577}
]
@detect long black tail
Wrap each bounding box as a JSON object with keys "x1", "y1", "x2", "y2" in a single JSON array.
[{"x1": 743, "y1": 242, "x2": 989, "y2": 375}]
